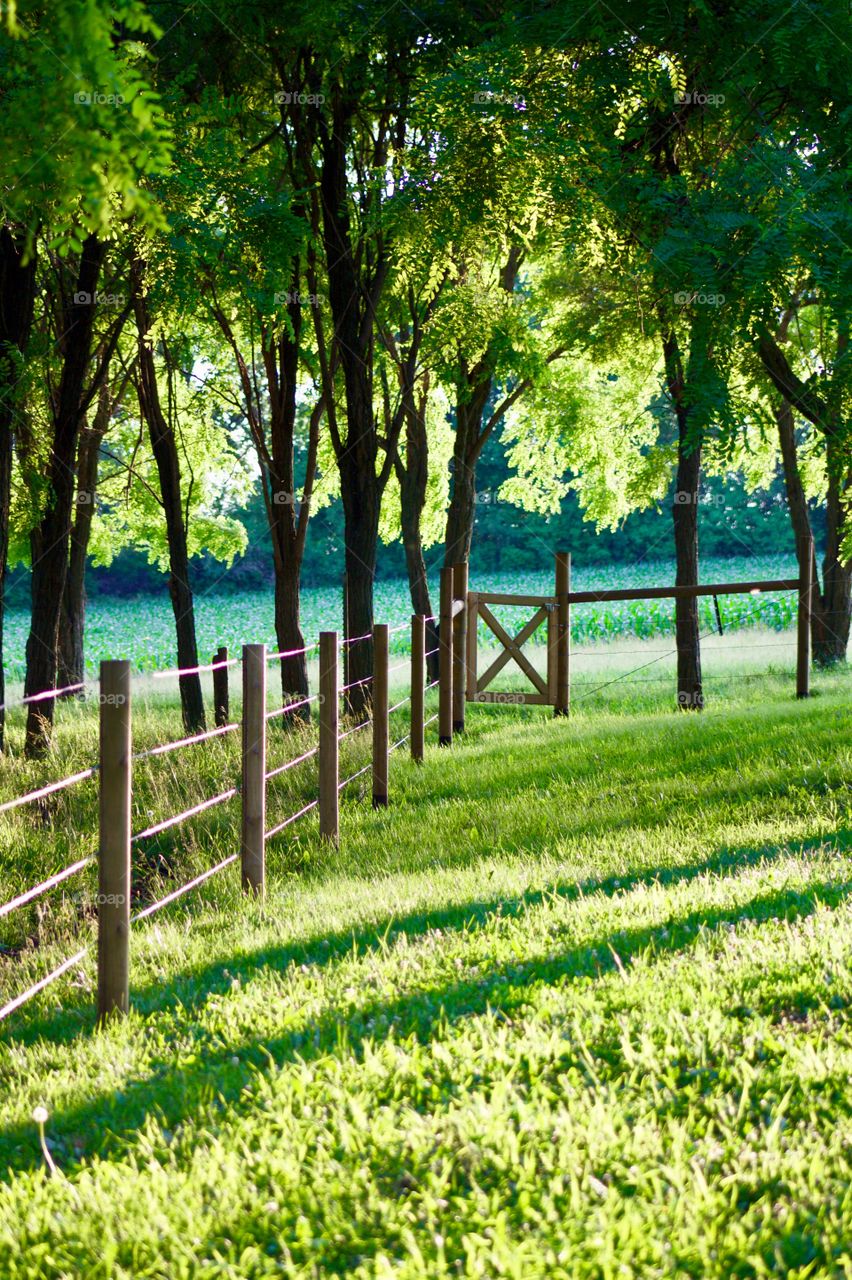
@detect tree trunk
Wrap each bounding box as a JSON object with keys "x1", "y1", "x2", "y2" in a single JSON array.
[
  {"x1": 444, "y1": 381, "x2": 491, "y2": 568},
  {"x1": 661, "y1": 328, "x2": 703, "y2": 710},
  {"x1": 24, "y1": 235, "x2": 105, "y2": 756},
  {"x1": 775, "y1": 397, "x2": 851, "y2": 664},
  {"x1": 265, "y1": 296, "x2": 311, "y2": 719},
  {"x1": 273, "y1": 546, "x2": 308, "y2": 716},
  {"x1": 318, "y1": 111, "x2": 384, "y2": 716},
  {"x1": 672, "y1": 432, "x2": 703, "y2": 708},
  {"x1": 819, "y1": 429, "x2": 851, "y2": 663},
  {"x1": 442, "y1": 250, "x2": 522, "y2": 569},
  {"x1": 133, "y1": 270, "x2": 205, "y2": 733},
  {"x1": 0, "y1": 227, "x2": 37, "y2": 750},
  {"x1": 339, "y1": 457, "x2": 380, "y2": 715},
  {"x1": 58, "y1": 383, "x2": 111, "y2": 691},
  {"x1": 399, "y1": 402, "x2": 439, "y2": 681}
]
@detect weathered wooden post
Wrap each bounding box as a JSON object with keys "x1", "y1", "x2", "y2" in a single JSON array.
[
  {"x1": 341, "y1": 572, "x2": 350, "y2": 691},
  {"x1": 97, "y1": 659, "x2": 131, "y2": 1021},
  {"x1": 372, "y1": 623, "x2": 389, "y2": 806},
  {"x1": 555, "y1": 551, "x2": 571, "y2": 716},
  {"x1": 319, "y1": 631, "x2": 339, "y2": 842},
  {"x1": 212, "y1": 646, "x2": 229, "y2": 728},
  {"x1": 439, "y1": 565, "x2": 454, "y2": 746},
  {"x1": 465, "y1": 591, "x2": 478, "y2": 703},
  {"x1": 797, "y1": 534, "x2": 814, "y2": 699},
  {"x1": 411, "y1": 614, "x2": 425, "y2": 763},
  {"x1": 452, "y1": 562, "x2": 468, "y2": 733},
  {"x1": 241, "y1": 643, "x2": 266, "y2": 895}
]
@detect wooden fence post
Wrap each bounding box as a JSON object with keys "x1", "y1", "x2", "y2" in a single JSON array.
[
  {"x1": 97, "y1": 659, "x2": 131, "y2": 1021},
  {"x1": 439, "y1": 565, "x2": 454, "y2": 746},
  {"x1": 411, "y1": 614, "x2": 425, "y2": 763},
  {"x1": 797, "y1": 534, "x2": 813, "y2": 699},
  {"x1": 212, "y1": 646, "x2": 229, "y2": 728},
  {"x1": 342, "y1": 572, "x2": 350, "y2": 691},
  {"x1": 452, "y1": 562, "x2": 468, "y2": 733},
  {"x1": 319, "y1": 631, "x2": 339, "y2": 842},
  {"x1": 555, "y1": 551, "x2": 571, "y2": 716},
  {"x1": 373, "y1": 623, "x2": 389, "y2": 806},
  {"x1": 466, "y1": 592, "x2": 478, "y2": 703},
  {"x1": 241, "y1": 643, "x2": 266, "y2": 895}
]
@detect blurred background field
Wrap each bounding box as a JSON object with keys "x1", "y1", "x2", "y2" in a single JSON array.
[{"x1": 1, "y1": 553, "x2": 799, "y2": 678}]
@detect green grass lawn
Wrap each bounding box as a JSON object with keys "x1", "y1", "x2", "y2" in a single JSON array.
[{"x1": 0, "y1": 654, "x2": 850, "y2": 1277}]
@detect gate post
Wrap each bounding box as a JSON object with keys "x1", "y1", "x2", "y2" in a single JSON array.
[
  {"x1": 411, "y1": 614, "x2": 425, "y2": 763},
  {"x1": 466, "y1": 591, "x2": 478, "y2": 703},
  {"x1": 439, "y1": 566, "x2": 453, "y2": 746},
  {"x1": 555, "y1": 551, "x2": 571, "y2": 716},
  {"x1": 797, "y1": 534, "x2": 813, "y2": 699},
  {"x1": 452, "y1": 562, "x2": 468, "y2": 733}
]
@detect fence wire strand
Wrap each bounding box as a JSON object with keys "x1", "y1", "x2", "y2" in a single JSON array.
[
  {"x1": 265, "y1": 798, "x2": 319, "y2": 840},
  {"x1": 341, "y1": 674, "x2": 372, "y2": 693},
  {"x1": 132, "y1": 855, "x2": 239, "y2": 922},
  {"x1": 339, "y1": 718, "x2": 371, "y2": 741},
  {"x1": 266, "y1": 745, "x2": 318, "y2": 780},
  {"x1": 132, "y1": 787, "x2": 237, "y2": 843},
  {"x1": 0, "y1": 857, "x2": 94, "y2": 920},
  {"x1": 0, "y1": 681, "x2": 87, "y2": 712},
  {"x1": 266, "y1": 693, "x2": 321, "y2": 721},
  {"x1": 134, "y1": 722, "x2": 239, "y2": 761},
  {"x1": 268, "y1": 641, "x2": 320, "y2": 661},
  {"x1": 152, "y1": 658, "x2": 239, "y2": 680},
  {"x1": 338, "y1": 762, "x2": 371, "y2": 791},
  {"x1": 0, "y1": 946, "x2": 89, "y2": 1022},
  {"x1": 0, "y1": 767, "x2": 98, "y2": 816}
]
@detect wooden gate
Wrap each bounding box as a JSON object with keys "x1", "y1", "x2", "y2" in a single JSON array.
[
  {"x1": 437, "y1": 540, "x2": 812, "y2": 743},
  {"x1": 462, "y1": 553, "x2": 571, "y2": 713},
  {"x1": 467, "y1": 593, "x2": 557, "y2": 705}
]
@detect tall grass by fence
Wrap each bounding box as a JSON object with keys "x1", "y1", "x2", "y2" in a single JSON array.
[{"x1": 0, "y1": 617, "x2": 439, "y2": 1026}]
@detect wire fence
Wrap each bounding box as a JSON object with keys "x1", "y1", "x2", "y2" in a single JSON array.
[
  {"x1": 0, "y1": 623, "x2": 447, "y2": 1026},
  {"x1": 0, "y1": 576, "x2": 815, "y2": 1028},
  {"x1": 571, "y1": 592, "x2": 795, "y2": 704}
]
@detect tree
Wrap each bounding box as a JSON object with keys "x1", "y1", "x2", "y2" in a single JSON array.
[
  {"x1": 756, "y1": 300, "x2": 850, "y2": 663},
  {"x1": 171, "y1": 86, "x2": 327, "y2": 712},
  {"x1": 57, "y1": 355, "x2": 136, "y2": 689},
  {"x1": 0, "y1": 0, "x2": 171, "y2": 754},
  {"x1": 131, "y1": 259, "x2": 207, "y2": 731},
  {"x1": 0, "y1": 229, "x2": 36, "y2": 747}
]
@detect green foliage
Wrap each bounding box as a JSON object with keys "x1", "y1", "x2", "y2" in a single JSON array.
[
  {"x1": 0, "y1": 0, "x2": 172, "y2": 240},
  {"x1": 501, "y1": 337, "x2": 672, "y2": 526},
  {"x1": 92, "y1": 365, "x2": 252, "y2": 573}
]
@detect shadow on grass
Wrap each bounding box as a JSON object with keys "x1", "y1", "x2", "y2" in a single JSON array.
[
  {"x1": 7, "y1": 820, "x2": 847, "y2": 1055},
  {"x1": 2, "y1": 842, "x2": 850, "y2": 1179},
  {"x1": 2, "y1": 691, "x2": 843, "y2": 1028}
]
